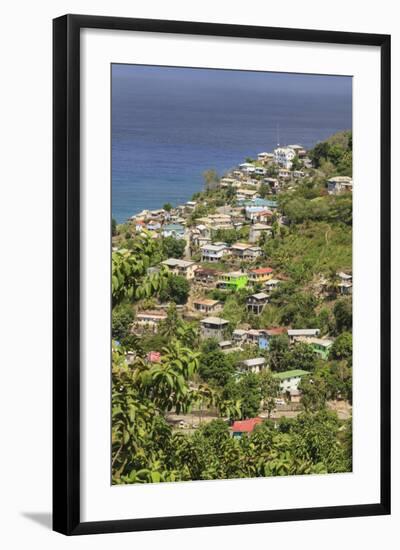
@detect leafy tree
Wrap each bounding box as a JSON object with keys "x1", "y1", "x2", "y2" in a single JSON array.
[
  {"x1": 112, "y1": 303, "x2": 134, "y2": 341},
  {"x1": 259, "y1": 182, "x2": 269, "y2": 198},
  {"x1": 112, "y1": 233, "x2": 168, "y2": 306},
  {"x1": 159, "y1": 303, "x2": 181, "y2": 340},
  {"x1": 333, "y1": 298, "x2": 352, "y2": 333},
  {"x1": 112, "y1": 217, "x2": 117, "y2": 236},
  {"x1": 259, "y1": 370, "x2": 280, "y2": 418},
  {"x1": 236, "y1": 373, "x2": 262, "y2": 419},
  {"x1": 159, "y1": 274, "x2": 190, "y2": 305},
  {"x1": 163, "y1": 202, "x2": 173, "y2": 212},
  {"x1": 203, "y1": 169, "x2": 219, "y2": 191},
  {"x1": 299, "y1": 377, "x2": 328, "y2": 412},
  {"x1": 329, "y1": 332, "x2": 352, "y2": 360},
  {"x1": 267, "y1": 335, "x2": 290, "y2": 372},
  {"x1": 289, "y1": 342, "x2": 317, "y2": 372},
  {"x1": 291, "y1": 155, "x2": 302, "y2": 171},
  {"x1": 199, "y1": 340, "x2": 235, "y2": 387},
  {"x1": 161, "y1": 236, "x2": 186, "y2": 259}
]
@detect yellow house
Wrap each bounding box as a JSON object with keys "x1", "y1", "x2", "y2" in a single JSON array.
[{"x1": 248, "y1": 267, "x2": 274, "y2": 284}]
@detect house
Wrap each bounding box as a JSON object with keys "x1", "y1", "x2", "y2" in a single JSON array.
[
  {"x1": 216, "y1": 271, "x2": 248, "y2": 290},
  {"x1": 292, "y1": 170, "x2": 305, "y2": 178},
  {"x1": 135, "y1": 220, "x2": 145, "y2": 232},
  {"x1": 337, "y1": 271, "x2": 353, "y2": 294},
  {"x1": 246, "y1": 329, "x2": 263, "y2": 346},
  {"x1": 287, "y1": 328, "x2": 320, "y2": 344},
  {"x1": 257, "y1": 327, "x2": 287, "y2": 350},
  {"x1": 327, "y1": 176, "x2": 353, "y2": 195},
  {"x1": 240, "y1": 357, "x2": 266, "y2": 374},
  {"x1": 201, "y1": 243, "x2": 229, "y2": 263},
  {"x1": 236, "y1": 190, "x2": 258, "y2": 203},
  {"x1": 232, "y1": 418, "x2": 262, "y2": 438},
  {"x1": 297, "y1": 337, "x2": 333, "y2": 360},
  {"x1": 219, "y1": 177, "x2": 237, "y2": 188},
  {"x1": 278, "y1": 168, "x2": 291, "y2": 179},
  {"x1": 243, "y1": 246, "x2": 263, "y2": 260},
  {"x1": 218, "y1": 340, "x2": 241, "y2": 353},
  {"x1": 194, "y1": 267, "x2": 219, "y2": 285},
  {"x1": 249, "y1": 223, "x2": 272, "y2": 243},
  {"x1": 273, "y1": 369, "x2": 310, "y2": 395},
  {"x1": 264, "y1": 278, "x2": 281, "y2": 292},
  {"x1": 238, "y1": 162, "x2": 256, "y2": 174},
  {"x1": 264, "y1": 177, "x2": 279, "y2": 191},
  {"x1": 248, "y1": 267, "x2": 274, "y2": 285},
  {"x1": 232, "y1": 329, "x2": 248, "y2": 345},
  {"x1": 246, "y1": 292, "x2": 269, "y2": 315},
  {"x1": 274, "y1": 147, "x2": 296, "y2": 169},
  {"x1": 193, "y1": 299, "x2": 222, "y2": 315},
  {"x1": 185, "y1": 200, "x2": 197, "y2": 211},
  {"x1": 146, "y1": 221, "x2": 161, "y2": 231},
  {"x1": 245, "y1": 208, "x2": 274, "y2": 224},
  {"x1": 257, "y1": 152, "x2": 274, "y2": 165},
  {"x1": 200, "y1": 317, "x2": 230, "y2": 341},
  {"x1": 230, "y1": 243, "x2": 262, "y2": 261},
  {"x1": 254, "y1": 167, "x2": 267, "y2": 176},
  {"x1": 161, "y1": 258, "x2": 197, "y2": 280},
  {"x1": 287, "y1": 144, "x2": 307, "y2": 157},
  {"x1": 133, "y1": 310, "x2": 168, "y2": 333},
  {"x1": 161, "y1": 223, "x2": 185, "y2": 239}
]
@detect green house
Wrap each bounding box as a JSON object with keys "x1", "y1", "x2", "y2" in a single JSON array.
[
  {"x1": 309, "y1": 338, "x2": 334, "y2": 360},
  {"x1": 216, "y1": 271, "x2": 248, "y2": 291}
]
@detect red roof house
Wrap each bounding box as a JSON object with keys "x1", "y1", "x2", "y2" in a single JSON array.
[{"x1": 231, "y1": 418, "x2": 262, "y2": 436}]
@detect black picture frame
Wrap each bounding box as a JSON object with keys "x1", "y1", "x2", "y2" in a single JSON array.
[{"x1": 53, "y1": 14, "x2": 391, "y2": 536}]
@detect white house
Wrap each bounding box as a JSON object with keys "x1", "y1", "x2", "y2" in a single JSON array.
[
  {"x1": 240, "y1": 357, "x2": 266, "y2": 374},
  {"x1": 201, "y1": 243, "x2": 228, "y2": 263},
  {"x1": 273, "y1": 369, "x2": 310, "y2": 394},
  {"x1": 274, "y1": 147, "x2": 296, "y2": 169},
  {"x1": 239, "y1": 162, "x2": 256, "y2": 174}
]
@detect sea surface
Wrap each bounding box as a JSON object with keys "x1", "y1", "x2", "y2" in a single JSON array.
[{"x1": 112, "y1": 65, "x2": 352, "y2": 223}]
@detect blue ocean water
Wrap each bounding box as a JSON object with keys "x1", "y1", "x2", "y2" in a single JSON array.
[{"x1": 112, "y1": 65, "x2": 352, "y2": 223}]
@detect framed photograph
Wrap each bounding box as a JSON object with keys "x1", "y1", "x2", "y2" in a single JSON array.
[{"x1": 53, "y1": 14, "x2": 391, "y2": 535}]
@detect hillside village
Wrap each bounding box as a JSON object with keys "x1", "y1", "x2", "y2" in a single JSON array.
[{"x1": 112, "y1": 131, "x2": 353, "y2": 483}]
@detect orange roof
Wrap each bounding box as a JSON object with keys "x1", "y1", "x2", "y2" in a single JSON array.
[
  {"x1": 232, "y1": 418, "x2": 262, "y2": 433},
  {"x1": 251, "y1": 267, "x2": 273, "y2": 275}
]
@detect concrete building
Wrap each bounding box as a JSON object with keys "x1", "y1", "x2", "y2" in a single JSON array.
[
  {"x1": 240, "y1": 357, "x2": 266, "y2": 374},
  {"x1": 200, "y1": 243, "x2": 229, "y2": 263},
  {"x1": 200, "y1": 317, "x2": 229, "y2": 341},
  {"x1": 287, "y1": 328, "x2": 320, "y2": 344},
  {"x1": 132, "y1": 310, "x2": 168, "y2": 333},
  {"x1": 193, "y1": 299, "x2": 222, "y2": 315},
  {"x1": 216, "y1": 271, "x2": 248, "y2": 290},
  {"x1": 161, "y1": 258, "x2": 197, "y2": 280},
  {"x1": 248, "y1": 267, "x2": 274, "y2": 285},
  {"x1": 274, "y1": 147, "x2": 296, "y2": 169},
  {"x1": 273, "y1": 369, "x2": 310, "y2": 395},
  {"x1": 327, "y1": 176, "x2": 353, "y2": 195},
  {"x1": 246, "y1": 292, "x2": 269, "y2": 315}
]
